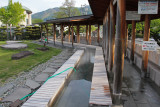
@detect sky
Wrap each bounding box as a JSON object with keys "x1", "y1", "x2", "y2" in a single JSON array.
[{"x1": 0, "y1": 0, "x2": 89, "y2": 13}]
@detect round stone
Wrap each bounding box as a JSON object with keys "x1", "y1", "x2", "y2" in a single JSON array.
[
  {"x1": 1, "y1": 43, "x2": 27, "y2": 49},
  {"x1": 6, "y1": 41, "x2": 22, "y2": 44}
]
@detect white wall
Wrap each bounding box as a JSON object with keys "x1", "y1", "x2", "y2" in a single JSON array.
[
  {"x1": 0, "y1": 10, "x2": 32, "y2": 26},
  {"x1": 0, "y1": 21, "x2": 2, "y2": 27}
]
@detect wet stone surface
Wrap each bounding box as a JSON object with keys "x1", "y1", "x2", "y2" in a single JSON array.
[
  {"x1": 111, "y1": 59, "x2": 160, "y2": 107},
  {"x1": 0, "y1": 42, "x2": 75, "y2": 107}
]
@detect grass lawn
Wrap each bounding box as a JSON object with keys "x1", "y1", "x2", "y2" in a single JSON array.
[{"x1": 0, "y1": 41, "x2": 62, "y2": 83}]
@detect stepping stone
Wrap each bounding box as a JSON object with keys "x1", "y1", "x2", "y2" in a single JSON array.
[
  {"x1": 2, "y1": 88, "x2": 31, "y2": 102},
  {"x1": 35, "y1": 73, "x2": 49, "y2": 82},
  {"x1": 42, "y1": 68, "x2": 57, "y2": 74},
  {"x1": 0, "y1": 84, "x2": 13, "y2": 96},
  {"x1": 54, "y1": 60, "x2": 65, "y2": 63},
  {"x1": 25, "y1": 79, "x2": 40, "y2": 89}
]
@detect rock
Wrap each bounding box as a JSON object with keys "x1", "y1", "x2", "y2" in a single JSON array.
[
  {"x1": 36, "y1": 47, "x2": 49, "y2": 51},
  {"x1": 2, "y1": 88, "x2": 31, "y2": 102},
  {"x1": 42, "y1": 68, "x2": 57, "y2": 74},
  {"x1": 11, "y1": 51, "x2": 34, "y2": 60},
  {"x1": 0, "y1": 84, "x2": 13, "y2": 96},
  {"x1": 25, "y1": 79, "x2": 40, "y2": 89},
  {"x1": 35, "y1": 73, "x2": 49, "y2": 82},
  {"x1": 1, "y1": 43, "x2": 27, "y2": 49}
]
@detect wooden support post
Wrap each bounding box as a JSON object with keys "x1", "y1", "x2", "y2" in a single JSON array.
[
  {"x1": 45, "y1": 24, "x2": 49, "y2": 43},
  {"x1": 141, "y1": 14, "x2": 150, "y2": 78},
  {"x1": 77, "y1": 24, "x2": 80, "y2": 43},
  {"x1": 113, "y1": 0, "x2": 126, "y2": 97},
  {"x1": 97, "y1": 24, "x2": 100, "y2": 43},
  {"x1": 68, "y1": 25, "x2": 71, "y2": 42},
  {"x1": 86, "y1": 25, "x2": 88, "y2": 44},
  {"x1": 53, "y1": 24, "x2": 56, "y2": 45},
  {"x1": 40, "y1": 24, "x2": 43, "y2": 41},
  {"x1": 61, "y1": 24, "x2": 64, "y2": 45},
  {"x1": 71, "y1": 24, "x2": 74, "y2": 46},
  {"x1": 124, "y1": 22, "x2": 128, "y2": 57},
  {"x1": 105, "y1": 8, "x2": 110, "y2": 65},
  {"x1": 108, "y1": 2, "x2": 115, "y2": 73},
  {"x1": 89, "y1": 24, "x2": 91, "y2": 45},
  {"x1": 103, "y1": 14, "x2": 107, "y2": 56},
  {"x1": 130, "y1": 21, "x2": 136, "y2": 63}
]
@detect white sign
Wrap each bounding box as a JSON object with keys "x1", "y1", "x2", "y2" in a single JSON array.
[
  {"x1": 138, "y1": 0, "x2": 158, "y2": 14},
  {"x1": 126, "y1": 11, "x2": 141, "y2": 20},
  {"x1": 142, "y1": 41, "x2": 157, "y2": 51}
]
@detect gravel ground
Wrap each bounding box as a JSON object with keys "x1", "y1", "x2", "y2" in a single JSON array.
[{"x1": 0, "y1": 41, "x2": 75, "y2": 107}]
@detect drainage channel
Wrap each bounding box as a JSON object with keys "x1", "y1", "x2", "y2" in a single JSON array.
[{"x1": 52, "y1": 48, "x2": 95, "y2": 107}]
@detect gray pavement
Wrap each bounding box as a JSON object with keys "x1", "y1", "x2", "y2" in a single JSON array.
[{"x1": 120, "y1": 59, "x2": 160, "y2": 107}]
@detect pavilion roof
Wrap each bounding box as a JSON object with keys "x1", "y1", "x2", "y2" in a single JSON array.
[{"x1": 38, "y1": 15, "x2": 103, "y2": 25}]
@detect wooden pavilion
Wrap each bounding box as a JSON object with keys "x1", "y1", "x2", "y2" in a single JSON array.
[{"x1": 38, "y1": 0, "x2": 160, "y2": 100}]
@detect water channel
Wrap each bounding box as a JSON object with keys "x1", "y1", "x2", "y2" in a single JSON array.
[{"x1": 53, "y1": 48, "x2": 95, "y2": 107}]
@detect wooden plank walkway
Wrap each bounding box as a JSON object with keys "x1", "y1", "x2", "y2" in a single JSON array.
[
  {"x1": 22, "y1": 50, "x2": 84, "y2": 107},
  {"x1": 89, "y1": 47, "x2": 112, "y2": 106}
]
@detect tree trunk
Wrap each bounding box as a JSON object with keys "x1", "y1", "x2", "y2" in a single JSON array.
[
  {"x1": 10, "y1": 24, "x2": 12, "y2": 40},
  {"x1": 6, "y1": 24, "x2": 9, "y2": 40}
]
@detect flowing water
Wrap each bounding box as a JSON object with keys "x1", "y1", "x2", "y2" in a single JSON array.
[{"x1": 53, "y1": 48, "x2": 95, "y2": 107}]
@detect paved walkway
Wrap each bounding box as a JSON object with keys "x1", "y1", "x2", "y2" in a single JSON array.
[
  {"x1": 0, "y1": 43, "x2": 74, "y2": 107},
  {"x1": 120, "y1": 59, "x2": 160, "y2": 107}
]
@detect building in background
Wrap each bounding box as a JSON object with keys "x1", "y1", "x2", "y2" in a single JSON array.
[{"x1": 0, "y1": 6, "x2": 32, "y2": 27}]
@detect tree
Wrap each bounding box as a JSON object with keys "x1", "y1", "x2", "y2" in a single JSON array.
[
  {"x1": 0, "y1": 0, "x2": 25, "y2": 39},
  {"x1": 54, "y1": 0, "x2": 80, "y2": 18},
  {"x1": 32, "y1": 19, "x2": 43, "y2": 24}
]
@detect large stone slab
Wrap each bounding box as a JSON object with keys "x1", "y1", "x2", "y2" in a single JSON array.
[
  {"x1": 12, "y1": 51, "x2": 34, "y2": 60},
  {"x1": 2, "y1": 88, "x2": 31, "y2": 102},
  {"x1": 6, "y1": 41, "x2": 22, "y2": 44},
  {"x1": 42, "y1": 68, "x2": 57, "y2": 74},
  {"x1": 35, "y1": 73, "x2": 49, "y2": 82},
  {"x1": 25, "y1": 79, "x2": 40, "y2": 89},
  {"x1": 0, "y1": 84, "x2": 13, "y2": 96},
  {"x1": 1, "y1": 43, "x2": 27, "y2": 49}
]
